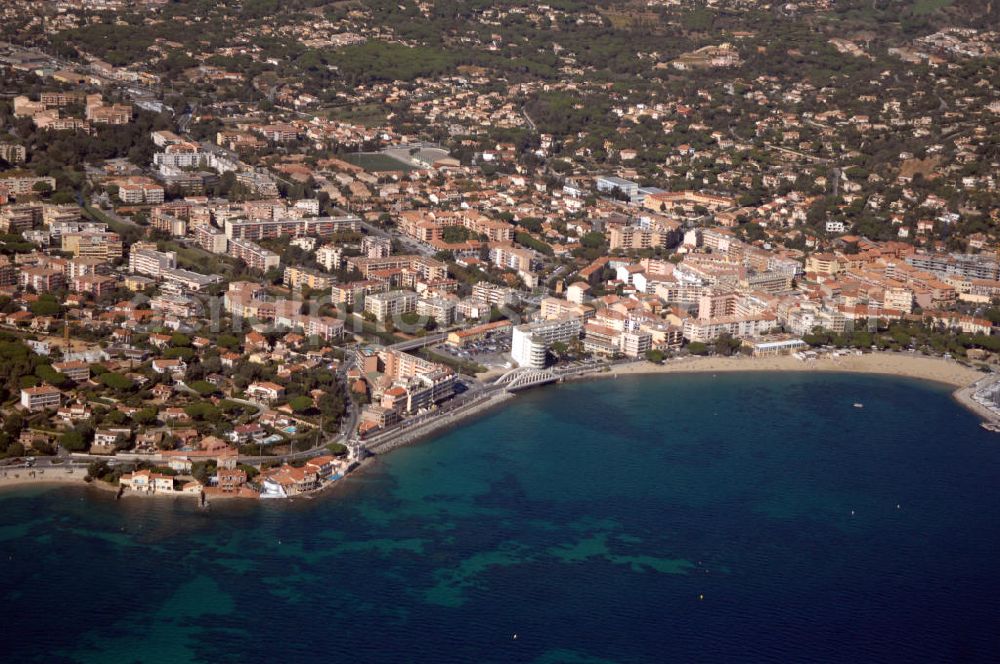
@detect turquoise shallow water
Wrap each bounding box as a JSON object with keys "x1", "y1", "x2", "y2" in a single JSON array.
[{"x1": 2, "y1": 372, "x2": 1000, "y2": 663}]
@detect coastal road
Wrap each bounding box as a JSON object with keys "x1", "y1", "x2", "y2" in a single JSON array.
[{"x1": 2, "y1": 458, "x2": 90, "y2": 472}]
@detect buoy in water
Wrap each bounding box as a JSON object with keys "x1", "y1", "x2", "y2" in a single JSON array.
[
  {"x1": 513, "y1": 634, "x2": 518, "y2": 640},
  {"x1": 699, "y1": 594, "x2": 704, "y2": 600}
]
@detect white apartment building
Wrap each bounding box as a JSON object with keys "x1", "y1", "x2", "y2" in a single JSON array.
[
  {"x1": 228, "y1": 237, "x2": 280, "y2": 271},
  {"x1": 416, "y1": 297, "x2": 456, "y2": 326},
  {"x1": 682, "y1": 313, "x2": 778, "y2": 343},
  {"x1": 293, "y1": 198, "x2": 320, "y2": 216},
  {"x1": 621, "y1": 331, "x2": 653, "y2": 357},
  {"x1": 316, "y1": 245, "x2": 344, "y2": 272},
  {"x1": 129, "y1": 245, "x2": 177, "y2": 277},
  {"x1": 21, "y1": 385, "x2": 62, "y2": 412},
  {"x1": 365, "y1": 290, "x2": 418, "y2": 322},
  {"x1": 362, "y1": 235, "x2": 392, "y2": 258},
  {"x1": 511, "y1": 316, "x2": 582, "y2": 369}
]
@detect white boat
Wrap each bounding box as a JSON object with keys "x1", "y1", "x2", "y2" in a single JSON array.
[{"x1": 853, "y1": 403, "x2": 864, "y2": 408}]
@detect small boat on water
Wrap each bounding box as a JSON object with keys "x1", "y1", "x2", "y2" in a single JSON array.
[{"x1": 853, "y1": 403, "x2": 864, "y2": 408}]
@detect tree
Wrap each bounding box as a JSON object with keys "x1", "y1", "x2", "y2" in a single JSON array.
[
  {"x1": 2, "y1": 413, "x2": 24, "y2": 438},
  {"x1": 103, "y1": 409, "x2": 128, "y2": 426},
  {"x1": 191, "y1": 460, "x2": 217, "y2": 484},
  {"x1": 99, "y1": 372, "x2": 135, "y2": 392},
  {"x1": 35, "y1": 364, "x2": 72, "y2": 389},
  {"x1": 645, "y1": 349, "x2": 665, "y2": 364},
  {"x1": 61, "y1": 430, "x2": 89, "y2": 452},
  {"x1": 170, "y1": 333, "x2": 191, "y2": 347},
  {"x1": 86, "y1": 460, "x2": 112, "y2": 482},
  {"x1": 217, "y1": 334, "x2": 241, "y2": 349},
  {"x1": 219, "y1": 399, "x2": 249, "y2": 415},
  {"x1": 803, "y1": 331, "x2": 831, "y2": 347},
  {"x1": 713, "y1": 333, "x2": 742, "y2": 357},
  {"x1": 132, "y1": 407, "x2": 158, "y2": 425},
  {"x1": 442, "y1": 225, "x2": 473, "y2": 243},
  {"x1": 580, "y1": 231, "x2": 606, "y2": 249},
  {"x1": 29, "y1": 296, "x2": 63, "y2": 317},
  {"x1": 237, "y1": 463, "x2": 259, "y2": 480},
  {"x1": 515, "y1": 232, "x2": 553, "y2": 256},
  {"x1": 184, "y1": 402, "x2": 221, "y2": 421},
  {"x1": 686, "y1": 342, "x2": 709, "y2": 355},
  {"x1": 288, "y1": 395, "x2": 314, "y2": 413},
  {"x1": 163, "y1": 347, "x2": 195, "y2": 361}
]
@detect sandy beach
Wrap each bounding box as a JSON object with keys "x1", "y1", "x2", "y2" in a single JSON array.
[
  {"x1": 603, "y1": 351, "x2": 983, "y2": 389},
  {"x1": 0, "y1": 465, "x2": 114, "y2": 492}
]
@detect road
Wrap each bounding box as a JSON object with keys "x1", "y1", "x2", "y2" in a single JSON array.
[
  {"x1": 522, "y1": 108, "x2": 538, "y2": 133},
  {"x1": 2, "y1": 457, "x2": 90, "y2": 472},
  {"x1": 359, "y1": 220, "x2": 435, "y2": 257},
  {"x1": 178, "y1": 103, "x2": 198, "y2": 133},
  {"x1": 763, "y1": 141, "x2": 833, "y2": 165},
  {"x1": 388, "y1": 332, "x2": 449, "y2": 352},
  {"x1": 85, "y1": 203, "x2": 142, "y2": 230}
]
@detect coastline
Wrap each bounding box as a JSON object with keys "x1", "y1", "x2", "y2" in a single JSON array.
[
  {"x1": 597, "y1": 351, "x2": 983, "y2": 389},
  {"x1": 2, "y1": 353, "x2": 991, "y2": 501}
]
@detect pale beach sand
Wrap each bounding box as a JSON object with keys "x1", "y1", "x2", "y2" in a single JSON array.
[
  {"x1": 0, "y1": 465, "x2": 115, "y2": 492},
  {"x1": 608, "y1": 352, "x2": 982, "y2": 388}
]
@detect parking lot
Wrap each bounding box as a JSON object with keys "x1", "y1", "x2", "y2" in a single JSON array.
[{"x1": 434, "y1": 332, "x2": 513, "y2": 369}]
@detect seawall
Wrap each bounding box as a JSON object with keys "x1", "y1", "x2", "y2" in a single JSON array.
[{"x1": 366, "y1": 390, "x2": 516, "y2": 455}]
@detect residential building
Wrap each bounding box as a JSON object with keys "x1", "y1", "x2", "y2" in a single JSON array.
[
  {"x1": 316, "y1": 245, "x2": 344, "y2": 271},
  {"x1": 20, "y1": 385, "x2": 62, "y2": 412},
  {"x1": 129, "y1": 244, "x2": 177, "y2": 277},
  {"x1": 52, "y1": 360, "x2": 90, "y2": 382},
  {"x1": 365, "y1": 290, "x2": 418, "y2": 321},
  {"x1": 223, "y1": 215, "x2": 360, "y2": 241},
  {"x1": 283, "y1": 265, "x2": 335, "y2": 291},
  {"x1": 228, "y1": 237, "x2": 280, "y2": 271},
  {"x1": 246, "y1": 381, "x2": 286, "y2": 402},
  {"x1": 416, "y1": 297, "x2": 456, "y2": 326},
  {"x1": 511, "y1": 316, "x2": 582, "y2": 369}
]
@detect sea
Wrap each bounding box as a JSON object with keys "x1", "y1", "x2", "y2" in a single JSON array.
[{"x1": 2, "y1": 372, "x2": 999, "y2": 663}]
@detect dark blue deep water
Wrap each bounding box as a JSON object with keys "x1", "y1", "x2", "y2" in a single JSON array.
[{"x1": 2, "y1": 373, "x2": 1000, "y2": 663}]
